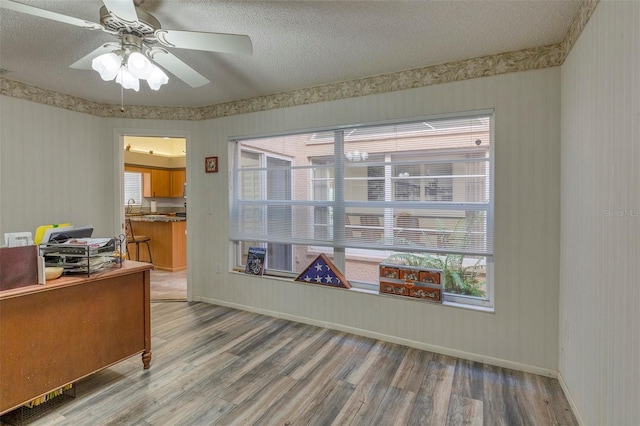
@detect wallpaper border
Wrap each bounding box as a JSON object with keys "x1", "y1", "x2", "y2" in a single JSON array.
[{"x1": 0, "y1": 0, "x2": 599, "y2": 121}]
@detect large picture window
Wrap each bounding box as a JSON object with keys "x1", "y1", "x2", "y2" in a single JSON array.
[{"x1": 230, "y1": 111, "x2": 494, "y2": 307}]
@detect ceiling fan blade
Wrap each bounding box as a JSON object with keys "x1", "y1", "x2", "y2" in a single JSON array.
[
  {"x1": 69, "y1": 42, "x2": 120, "y2": 70},
  {"x1": 155, "y1": 29, "x2": 253, "y2": 55},
  {"x1": 147, "y1": 47, "x2": 209, "y2": 88},
  {"x1": 102, "y1": 0, "x2": 138, "y2": 24},
  {"x1": 0, "y1": 0, "x2": 102, "y2": 30}
]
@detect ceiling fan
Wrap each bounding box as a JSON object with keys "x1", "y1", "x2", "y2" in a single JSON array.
[{"x1": 1, "y1": 0, "x2": 253, "y2": 91}]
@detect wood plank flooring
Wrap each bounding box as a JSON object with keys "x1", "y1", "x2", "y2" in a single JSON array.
[{"x1": 1, "y1": 302, "x2": 577, "y2": 425}]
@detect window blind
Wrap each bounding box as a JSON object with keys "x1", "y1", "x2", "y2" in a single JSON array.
[
  {"x1": 124, "y1": 172, "x2": 142, "y2": 206},
  {"x1": 230, "y1": 112, "x2": 493, "y2": 257}
]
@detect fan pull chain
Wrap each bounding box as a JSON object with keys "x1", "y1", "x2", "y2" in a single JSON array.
[{"x1": 120, "y1": 83, "x2": 125, "y2": 113}]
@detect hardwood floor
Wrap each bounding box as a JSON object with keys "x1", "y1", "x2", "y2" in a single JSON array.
[{"x1": 1, "y1": 302, "x2": 577, "y2": 425}]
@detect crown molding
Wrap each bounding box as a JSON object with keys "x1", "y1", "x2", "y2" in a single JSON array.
[
  {"x1": 198, "y1": 43, "x2": 567, "y2": 120},
  {"x1": 560, "y1": 0, "x2": 600, "y2": 56},
  {"x1": 0, "y1": 0, "x2": 599, "y2": 121}
]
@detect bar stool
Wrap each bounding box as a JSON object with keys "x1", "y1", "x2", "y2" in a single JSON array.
[{"x1": 125, "y1": 218, "x2": 153, "y2": 265}]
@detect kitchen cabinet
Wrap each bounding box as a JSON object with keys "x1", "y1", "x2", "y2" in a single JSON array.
[
  {"x1": 170, "y1": 169, "x2": 186, "y2": 198},
  {"x1": 125, "y1": 165, "x2": 184, "y2": 199},
  {"x1": 149, "y1": 169, "x2": 171, "y2": 198}
]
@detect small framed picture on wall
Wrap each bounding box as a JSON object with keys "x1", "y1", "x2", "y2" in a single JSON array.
[{"x1": 205, "y1": 156, "x2": 218, "y2": 173}]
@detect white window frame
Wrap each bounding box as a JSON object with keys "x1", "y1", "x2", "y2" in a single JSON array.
[
  {"x1": 234, "y1": 148, "x2": 295, "y2": 273},
  {"x1": 230, "y1": 110, "x2": 494, "y2": 309}
]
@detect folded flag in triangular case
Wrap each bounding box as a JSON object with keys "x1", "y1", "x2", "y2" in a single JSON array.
[{"x1": 294, "y1": 253, "x2": 350, "y2": 289}]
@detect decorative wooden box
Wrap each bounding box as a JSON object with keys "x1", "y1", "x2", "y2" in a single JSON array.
[
  {"x1": 379, "y1": 280, "x2": 409, "y2": 296},
  {"x1": 408, "y1": 283, "x2": 442, "y2": 302},
  {"x1": 379, "y1": 263, "x2": 443, "y2": 303}
]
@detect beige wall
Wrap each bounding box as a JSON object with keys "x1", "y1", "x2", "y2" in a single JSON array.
[
  {"x1": 0, "y1": 99, "x2": 114, "y2": 236},
  {"x1": 560, "y1": 1, "x2": 640, "y2": 424},
  {"x1": 0, "y1": 66, "x2": 561, "y2": 377},
  {"x1": 203, "y1": 67, "x2": 562, "y2": 374}
]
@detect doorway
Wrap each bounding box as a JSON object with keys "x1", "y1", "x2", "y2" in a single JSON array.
[{"x1": 122, "y1": 135, "x2": 188, "y2": 301}]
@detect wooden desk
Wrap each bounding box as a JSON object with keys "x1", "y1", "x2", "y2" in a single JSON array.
[{"x1": 0, "y1": 261, "x2": 152, "y2": 415}]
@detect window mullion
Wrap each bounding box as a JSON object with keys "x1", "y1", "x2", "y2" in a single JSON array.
[
  {"x1": 260, "y1": 153, "x2": 268, "y2": 244},
  {"x1": 383, "y1": 153, "x2": 394, "y2": 243},
  {"x1": 333, "y1": 130, "x2": 346, "y2": 270}
]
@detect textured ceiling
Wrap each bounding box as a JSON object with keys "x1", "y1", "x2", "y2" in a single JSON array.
[{"x1": 0, "y1": 0, "x2": 582, "y2": 108}]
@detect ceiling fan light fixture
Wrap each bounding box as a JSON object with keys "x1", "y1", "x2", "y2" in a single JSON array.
[
  {"x1": 6, "y1": 0, "x2": 253, "y2": 93},
  {"x1": 126, "y1": 51, "x2": 154, "y2": 79},
  {"x1": 115, "y1": 67, "x2": 140, "y2": 91},
  {"x1": 91, "y1": 52, "x2": 122, "y2": 81},
  {"x1": 146, "y1": 66, "x2": 169, "y2": 91}
]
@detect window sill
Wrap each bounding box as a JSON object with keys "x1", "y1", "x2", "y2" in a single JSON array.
[
  {"x1": 231, "y1": 270, "x2": 494, "y2": 313},
  {"x1": 348, "y1": 286, "x2": 493, "y2": 313}
]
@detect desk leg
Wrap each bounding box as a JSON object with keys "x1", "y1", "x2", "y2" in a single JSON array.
[{"x1": 142, "y1": 350, "x2": 152, "y2": 369}]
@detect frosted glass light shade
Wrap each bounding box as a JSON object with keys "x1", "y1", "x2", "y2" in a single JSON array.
[
  {"x1": 126, "y1": 52, "x2": 154, "y2": 79},
  {"x1": 91, "y1": 52, "x2": 121, "y2": 81},
  {"x1": 92, "y1": 50, "x2": 168, "y2": 91},
  {"x1": 147, "y1": 66, "x2": 169, "y2": 90},
  {"x1": 115, "y1": 67, "x2": 140, "y2": 91}
]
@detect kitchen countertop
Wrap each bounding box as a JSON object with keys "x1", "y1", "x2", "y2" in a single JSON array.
[{"x1": 127, "y1": 215, "x2": 186, "y2": 222}]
